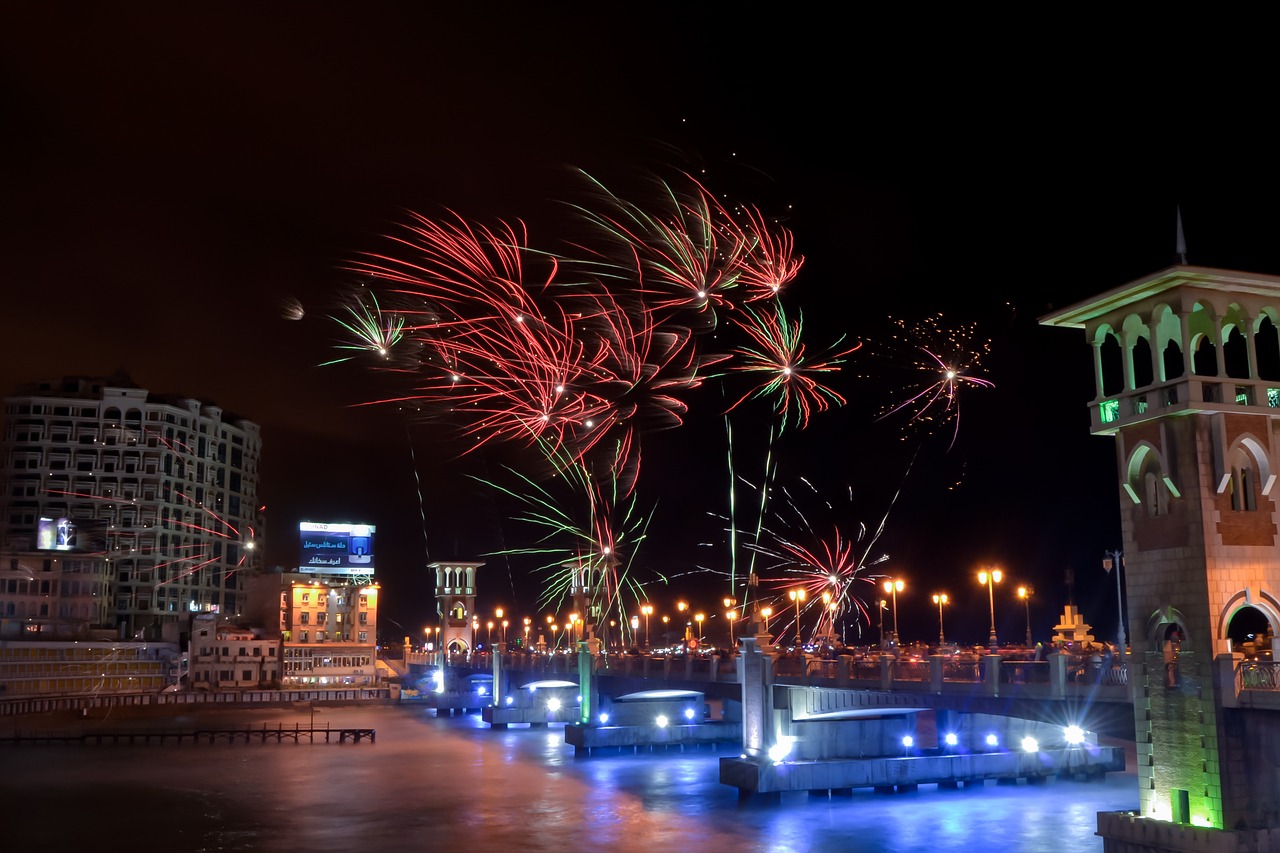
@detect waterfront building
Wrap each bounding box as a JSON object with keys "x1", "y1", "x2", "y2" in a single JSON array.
[
  {"x1": 0, "y1": 639, "x2": 177, "y2": 697},
  {"x1": 188, "y1": 612, "x2": 279, "y2": 690},
  {"x1": 0, "y1": 373, "x2": 263, "y2": 639},
  {"x1": 245, "y1": 571, "x2": 380, "y2": 687}
]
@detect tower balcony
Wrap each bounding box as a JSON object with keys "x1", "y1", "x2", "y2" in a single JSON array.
[{"x1": 1090, "y1": 375, "x2": 1280, "y2": 436}]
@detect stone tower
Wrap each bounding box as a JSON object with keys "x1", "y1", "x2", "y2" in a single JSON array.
[
  {"x1": 430, "y1": 560, "x2": 483, "y2": 654},
  {"x1": 1042, "y1": 264, "x2": 1280, "y2": 832}
]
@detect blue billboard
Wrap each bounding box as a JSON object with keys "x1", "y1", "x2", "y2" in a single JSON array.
[{"x1": 298, "y1": 521, "x2": 376, "y2": 575}]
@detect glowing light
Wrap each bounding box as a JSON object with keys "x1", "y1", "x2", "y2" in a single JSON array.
[
  {"x1": 768, "y1": 740, "x2": 792, "y2": 763},
  {"x1": 944, "y1": 733, "x2": 958, "y2": 747},
  {"x1": 1064, "y1": 725, "x2": 1085, "y2": 745},
  {"x1": 985, "y1": 733, "x2": 999, "y2": 747},
  {"x1": 1021, "y1": 736, "x2": 1039, "y2": 753},
  {"x1": 505, "y1": 696, "x2": 514, "y2": 706},
  {"x1": 684, "y1": 707, "x2": 696, "y2": 721},
  {"x1": 599, "y1": 712, "x2": 610, "y2": 724},
  {"x1": 655, "y1": 714, "x2": 669, "y2": 728},
  {"x1": 901, "y1": 735, "x2": 914, "y2": 748},
  {"x1": 547, "y1": 697, "x2": 562, "y2": 712}
]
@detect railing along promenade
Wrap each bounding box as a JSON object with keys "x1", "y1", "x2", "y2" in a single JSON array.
[
  {"x1": 0, "y1": 686, "x2": 394, "y2": 718},
  {"x1": 427, "y1": 647, "x2": 1138, "y2": 699}
]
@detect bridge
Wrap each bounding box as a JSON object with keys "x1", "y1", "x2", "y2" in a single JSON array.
[{"x1": 410, "y1": 640, "x2": 1280, "y2": 804}]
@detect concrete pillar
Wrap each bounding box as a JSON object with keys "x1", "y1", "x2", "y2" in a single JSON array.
[
  {"x1": 983, "y1": 654, "x2": 1001, "y2": 696},
  {"x1": 929, "y1": 654, "x2": 946, "y2": 693},
  {"x1": 1048, "y1": 652, "x2": 1068, "y2": 698},
  {"x1": 739, "y1": 637, "x2": 775, "y2": 761},
  {"x1": 837, "y1": 654, "x2": 853, "y2": 687},
  {"x1": 880, "y1": 654, "x2": 894, "y2": 691},
  {"x1": 684, "y1": 653, "x2": 694, "y2": 681},
  {"x1": 577, "y1": 640, "x2": 594, "y2": 726},
  {"x1": 492, "y1": 642, "x2": 507, "y2": 707}
]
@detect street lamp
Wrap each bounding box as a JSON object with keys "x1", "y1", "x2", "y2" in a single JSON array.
[
  {"x1": 788, "y1": 588, "x2": 807, "y2": 646},
  {"x1": 487, "y1": 620, "x2": 494, "y2": 645},
  {"x1": 760, "y1": 606, "x2": 773, "y2": 635},
  {"x1": 878, "y1": 599, "x2": 888, "y2": 649},
  {"x1": 932, "y1": 593, "x2": 948, "y2": 645},
  {"x1": 677, "y1": 601, "x2": 689, "y2": 649},
  {"x1": 1103, "y1": 549, "x2": 1126, "y2": 652},
  {"x1": 502, "y1": 619, "x2": 509, "y2": 645},
  {"x1": 523, "y1": 617, "x2": 531, "y2": 648},
  {"x1": 694, "y1": 612, "x2": 705, "y2": 644},
  {"x1": 1017, "y1": 586, "x2": 1033, "y2": 647},
  {"x1": 550, "y1": 623, "x2": 559, "y2": 649},
  {"x1": 978, "y1": 568, "x2": 1003, "y2": 650},
  {"x1": 568, "y1": 613, "x2": 579, "y2": 646},
  {"x1": 726, "y1": 609, "x2": 738, "y2": 647},
  {"x1": 883, "y1": 579, "x2": 904, "y2": 647},
  {"x1": 640, "y1": 604, "x2": 653, "y2": 649}
]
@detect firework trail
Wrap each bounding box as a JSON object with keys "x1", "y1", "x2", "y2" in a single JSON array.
[
  {"x1": 320, "y1": 287, "x2": 407, "y2": 366},
  {"x1": 476, "y1": 452, "x2": 657, "y2": 641},
  {"x1": 872, "y1": 314, "x2": 994, "y2": 449},
  {"x1": 745, "y1": 464, "x2": 915, "y2": 645}
]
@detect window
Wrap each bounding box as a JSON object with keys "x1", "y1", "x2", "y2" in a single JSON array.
[
  {"x1": 300, "y1": 612, "x2": 309, "y2": 625},
  {"x1": 358, "y1": 631, "x2": 367, "y2": 643},
  {"x1": 242, "y1": 670, "x2": 252, "y2": 681}
]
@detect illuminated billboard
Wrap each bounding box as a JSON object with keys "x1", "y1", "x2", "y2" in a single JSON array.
[
  {"x1": 298, "y1": 521, "x2": 376, "y2": 575},
  {"x1": 37, "y1": 517, "x2": 80, "y2": 551}
]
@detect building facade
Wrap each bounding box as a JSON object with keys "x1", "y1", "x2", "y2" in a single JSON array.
[
  {"x1": 0, "y1": 374, "x2": 263, "y2": 638},
  {"x1": 1043, "y1": 264, "x2": 1280, "y2": 833},
  {"x1": 245, "y1": 572, "x2": 379, "y2": 687},
  {"x1": 188, "y1": 612, "x2": 280, "y2": 690}
]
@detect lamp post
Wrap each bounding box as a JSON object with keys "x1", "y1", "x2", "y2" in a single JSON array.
[
  {"x1": 726, "y1": 610, "x2": 738, "y2": 647},
  {"x1": 523, "y1": 617, "x2": 531, "y2": 649},
  {"x1": 502, "y1": 620, "x2": 509, "y2": 645},
  {"x1": 487, "y1": 620, "x2": 494, "y2": 645},
  {"x1": 641, "y1": 604, "x2": 653, "y2": 650},
  {"x1": 568, "y1": 613, "x2": 579, "y2": 646},
  {"x1": 788, "y1": 588, "x2": 807, "y2": 646},
  {"x1": 878, "y1": 599, "x2": 888, "y2": 649},
  {"x1": 694, "y1": 612, "x2": 705, "y2": 645},
  {"x1": 677, "y1": 601, "x2": 689, "y2": 650},
  {"x1": 1103, "y1": 549, "x2": 1126, "y2": 652},
  {"x1": 723, "y1": 596, "x2": 737, "y2": 646},
  {"x1": 932, "y1": 593, "x2": 948, "y2": 645},
  {"x1": 978, "y1": 569, "x2": 1003, "y2": 650},
  {"x1": 630, "y1": 614, "x2": 639, "y2": 647},
  {"x1": 883, "y1": 579, "x2": 904, "y2": 647},
  {"x1": 1017, "y1": 586, "x2": 1033, "y2": 647},
  {"x1": 760, "y1": 606, "x2": 773, "y2": 635}
]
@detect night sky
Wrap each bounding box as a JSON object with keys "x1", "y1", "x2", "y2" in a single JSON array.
[{"x1": 4, "y1": 5, "x2": 1280, "y2": 645}]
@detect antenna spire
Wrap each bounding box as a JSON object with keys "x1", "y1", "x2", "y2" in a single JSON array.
[{"x1": 1176, "y1": 205, "x2": 1188, "y2": 265}]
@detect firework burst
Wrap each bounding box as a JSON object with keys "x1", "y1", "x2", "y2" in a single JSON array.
[
  {"x1": 873, "y1": 314, "x2": 994, "y2": 449},
  {"x1": 725, "y1": 301, "x2": 859, "y2": 432}
]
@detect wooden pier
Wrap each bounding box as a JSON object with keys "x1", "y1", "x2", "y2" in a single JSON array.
[{"x1": 1, "y1": 723, "x2": 375, "y2": 746}]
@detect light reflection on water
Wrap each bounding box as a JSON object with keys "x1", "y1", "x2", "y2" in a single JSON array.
[{"x1": 0, "y1": 705, "x2": 1137, "y2": 853}]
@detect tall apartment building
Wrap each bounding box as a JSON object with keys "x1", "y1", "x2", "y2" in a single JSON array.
[{"x1": 0, "y1": 374, "x2": 263, "y2": 639}]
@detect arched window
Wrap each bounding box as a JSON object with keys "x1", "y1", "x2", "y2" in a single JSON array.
[
  {"x1": 1100, "y1": 332, "x2": 1123, "y2": 396},
  {"x1": 1257, "y1": 316, "x2": 1280, "y2": 380},
  {"x1": 1128, "y1": 444, "x2": 1174, "y2": 518},
  {"x1": 1132, "y1": 336, "x2": 1154, "y2": 388},
  {"x1": 1224, "y1": 326, "x2": 1251, "y2": 379},
  {"x1": 1228, "y1": 446, "x2": 1260, "y2": 512},
  {"x1": 1193, "y1": 334, "x2": 1219, "y2": 376}
]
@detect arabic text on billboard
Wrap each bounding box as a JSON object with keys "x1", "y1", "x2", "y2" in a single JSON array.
[{"x1": 298, "y1": 521, "x2": 376, "y2": 575}]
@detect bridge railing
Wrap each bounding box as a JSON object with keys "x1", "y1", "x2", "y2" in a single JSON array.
[{"x1": 441, "y1": 648, "x2": 1134, "y2": 701}]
